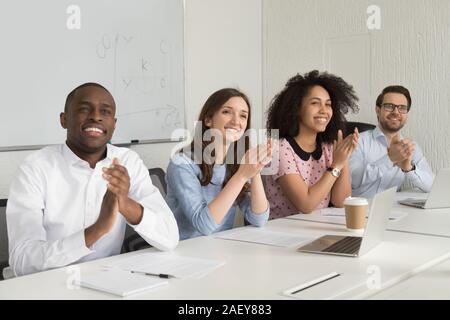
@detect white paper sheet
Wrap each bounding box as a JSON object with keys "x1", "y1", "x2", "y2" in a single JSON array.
[
  {"x1": 104, "y1": 252, "x2": 225, "y2": 279},
  {"x1": 76, "y1": 268, "x2": 168, "y2": 297},
  {"x1": 319, "y1": 207, "x2": 407, "y2": 221},
  {"x1": 318, "y1": 208, "x2": 346, "y2": 216},
  {"x1": 214, "y1": 227, "x2": 313, "y2": 247}
]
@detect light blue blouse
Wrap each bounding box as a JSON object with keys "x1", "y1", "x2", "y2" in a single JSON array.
[{"x1": 166, "y1": 153, "x2": 269, "y2": 240}]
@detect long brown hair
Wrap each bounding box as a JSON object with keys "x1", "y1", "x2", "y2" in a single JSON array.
[{"x1": 184, "y1": 88, "x2": 251, "y2": 200}]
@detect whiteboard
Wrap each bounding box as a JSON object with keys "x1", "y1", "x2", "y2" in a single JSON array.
[{"x1": 0, "y1": 0, "x2": 185, "y2": 149}]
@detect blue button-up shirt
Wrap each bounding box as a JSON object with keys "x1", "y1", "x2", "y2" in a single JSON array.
[{"x1": 349, "y1": 127, "x2": 434, "y2": 198}]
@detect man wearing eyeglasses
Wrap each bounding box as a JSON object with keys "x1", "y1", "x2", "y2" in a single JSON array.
[{"x1": 349, "y1": 85, "x2": 433, "y2": 198}]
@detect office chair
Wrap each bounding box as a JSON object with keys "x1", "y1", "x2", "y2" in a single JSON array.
[
  {"x1": 345, "y1": 121, "x2": 376, "y2": 136},
  {"x1": 148, "y1": 167, "x2": 167, "y2": 198},
  {"x1": 0, "y1": 199, "x2": 9, "y2": 280},
  {"x1": 121, "y1": 168, "x2": 168, "y2": 253}
]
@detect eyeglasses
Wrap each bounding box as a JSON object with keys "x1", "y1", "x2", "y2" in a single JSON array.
[{"x1": 381, "y1": 103, "x2": 409, "y2": 114}]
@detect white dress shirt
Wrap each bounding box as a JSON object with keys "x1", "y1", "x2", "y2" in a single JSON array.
[
  {"x1": 349, "y1": 127, "x2": 434, "y2": 198},
  {"x1": 6, "y1": 143, "x2": 179, "y2": 276}
]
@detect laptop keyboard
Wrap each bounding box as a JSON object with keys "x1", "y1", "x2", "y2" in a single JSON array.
[{"x1": 323, "y1": 236, "x2": 362, "y2": 254}]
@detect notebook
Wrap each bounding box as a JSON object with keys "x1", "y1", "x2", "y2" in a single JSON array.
[
  {"x1": 76, "y1": 268, "x2": 168, "y2": 297},
  {"x1": 105, "y1": 252, "x2": 225, "y2": 279}
]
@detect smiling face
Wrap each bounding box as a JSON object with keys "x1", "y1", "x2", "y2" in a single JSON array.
[
  {"x1": 205, "y1": 96, "x2": 249, "y2": 143},
  {"x1": 60, "y1": 85, "x2": 116, "y2": 158},
  {"x1": 298, "y1": 85, "x2": 333, "y2": 134},
  {"x1": 376, "y1": 92, "x2": 409, "y2": 134}
]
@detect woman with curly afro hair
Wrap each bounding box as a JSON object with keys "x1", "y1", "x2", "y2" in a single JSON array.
[{"x1": 265, "y1": 70, "x2": 360, "y2": 219}]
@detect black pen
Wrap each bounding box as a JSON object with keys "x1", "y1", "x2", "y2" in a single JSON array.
[
  {"x1": 130, "y1": 270, "x2": 174, "y2": 279},
  {"x1": 285, "y1": 272, "x2": 341, "y2": 295}
]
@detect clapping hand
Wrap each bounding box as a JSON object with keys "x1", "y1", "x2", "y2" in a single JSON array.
[
  {"x1": 388, "y1": 134, "x2": 415, "y2": 171},
  {"x1": 331, "y1": 128, "x2": 359, "y2": 169},
  {"x1": 237, "y1": 140, "x2": 273, "y2": 180}
]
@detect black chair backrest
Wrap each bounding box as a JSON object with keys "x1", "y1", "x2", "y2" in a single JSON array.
[
  {"x1": 148, "y1": 168, "x2": 167, "y2": 197},
  {"x1": 345, "y1": 121, "x2": 376, "y2": 136},
  {"x1": 122, "y1": 168, "x2": 167, "y2": 254},
  {"x1": 0, "y1": 199, "x2": 8, "y2": 280},
  {"x1": 121, "y1": 231, "x2": 152, "y2": 253}
]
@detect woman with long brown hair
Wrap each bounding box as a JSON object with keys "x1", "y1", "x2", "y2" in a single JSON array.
[{"x1": 166, "y1": 88, "x2": 272, "y2": 240}]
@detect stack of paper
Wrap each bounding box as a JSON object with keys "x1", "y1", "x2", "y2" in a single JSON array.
[
  {"x1": 105, "y1": 252, "x2": 225, "y2": 279},
  {"x1": 76, "y1": 268, "x2": 168, "y2": 297},
  {"x1": 214, "y1": 227, "x2": 312, "y2": 247},
  {"x1": 319, "y1": 207, "x2": 407, "y2": 221}
]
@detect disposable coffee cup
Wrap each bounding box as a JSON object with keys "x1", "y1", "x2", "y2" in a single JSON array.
[{"x1": 343, "y1": 197, "x2": 369, "y2": 234}]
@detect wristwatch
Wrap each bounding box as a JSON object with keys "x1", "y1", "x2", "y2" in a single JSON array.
[
  {"x1": 327, "y1": 167, "x2": 341, "y2": 178},
  {"x1": 401, "y1": 161, "x2": 416, "y2": 173}
]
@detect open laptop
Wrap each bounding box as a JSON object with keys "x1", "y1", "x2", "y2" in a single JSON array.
[
  {"x1": 297, "y1": 187, "x2": 396, "y2": 257},
  {"x1": 398, "y1": 168, "x2": 450, "y2": 209}
]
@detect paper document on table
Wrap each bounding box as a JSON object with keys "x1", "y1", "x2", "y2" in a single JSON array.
[
  {"x1": 319, "y1": 208, "x2": 345, "y2": 216},
  {"x1": 386, "y1": 210, "x2": 408, "y2": 221},
  {"x1": 104, "y1": 252, "x2": 225, "y2": 279},
  {"x1": 214, "y1": 227, "x2": 313, "y2": 247},
  {"x1": 319, "y1": 207, "x2": 407, "y2": 221},
  {"x1": 76, "y1": 268, "x2": 168, "y2": 297}
]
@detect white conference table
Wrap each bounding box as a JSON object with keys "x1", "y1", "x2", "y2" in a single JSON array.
[
  {"x1": 369, "y1": 257, "x2": 450, "y2": 300},
  {"x1": 283, "y1": 191, "x2": 450, "y2": 299},
  {"x1": 285, "y1": 192, "x2": 450, "y2": 239},
  {"x1": 1, "y1": 213, "x2": 450, "y2": 300},
  {"x1": 387, "y1": 193, "x2": 450, "y2": 238}
]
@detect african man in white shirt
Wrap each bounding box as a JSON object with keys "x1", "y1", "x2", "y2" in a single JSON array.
[
  {"x1": 6, "y1": 83, "x2": 179, "y2": 276},
  {"x1": 349, "y1": 85, "x2": 434, "y2": 198}
]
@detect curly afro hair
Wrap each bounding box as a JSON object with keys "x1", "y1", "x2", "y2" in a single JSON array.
[{"x1": 266, "y1": 70, "x2": 359, "y2": 143}]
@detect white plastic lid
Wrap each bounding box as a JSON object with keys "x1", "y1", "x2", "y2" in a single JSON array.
[{"x1": 344, "y1": 197, "x2": 369, "y2": 206}]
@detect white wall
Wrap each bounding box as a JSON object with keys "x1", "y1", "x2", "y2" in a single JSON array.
[
  {"x1": 0, "y1": 0, "x2": 263, "y2": 199},
  {"x1": 4, "y1": 0, "x2": 447, "y2": 198},
  {"x1": 263, "y1": 0, "x2": 450, "y2": 173}
]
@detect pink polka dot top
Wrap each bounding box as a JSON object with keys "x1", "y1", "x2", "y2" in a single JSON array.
[{"x1": 266, "y1": 137, "x2": 334, "y2": 219}]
